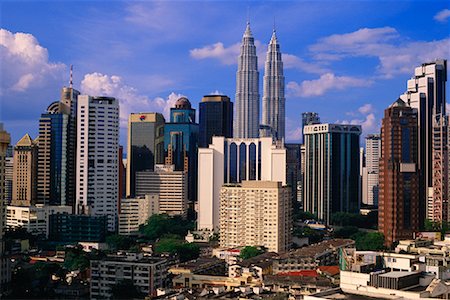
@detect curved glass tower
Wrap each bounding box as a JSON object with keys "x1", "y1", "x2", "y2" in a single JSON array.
[{"x1": 234, "y1": 22, "x2": 260, "y2": 138}]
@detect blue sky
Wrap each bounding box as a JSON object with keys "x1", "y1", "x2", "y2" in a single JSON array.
[{"x1": 1, "y1": 1, "x2": 449, "y2": 146}]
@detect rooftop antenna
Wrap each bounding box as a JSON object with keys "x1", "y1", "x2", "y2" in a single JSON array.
[
  {"x1": 247, "y1": 6, "x2": 250, "y2": 24},
  {"x1": 69, "y1": 65, "x2": 73, "y2": 88},
  {"x1": 273, "y1": 16, "x2": 276, "y2": 32}
]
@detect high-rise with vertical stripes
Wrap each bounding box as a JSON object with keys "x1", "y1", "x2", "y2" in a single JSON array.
[
  {"x1": 234, "y1": 22, "x2": 259, "y2": 138},
  {"x1": 262, "y1": 29, "x2": 285, "y2": 141}
]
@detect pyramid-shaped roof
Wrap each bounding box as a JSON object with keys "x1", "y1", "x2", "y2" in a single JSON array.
[{"x1": 16, "y1": 134, "x2": 34, "y2": 147}]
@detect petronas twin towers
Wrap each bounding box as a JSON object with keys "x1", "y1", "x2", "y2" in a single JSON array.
[{"x1": 234, "y1": 22, "x2": 285, "y2": 140}]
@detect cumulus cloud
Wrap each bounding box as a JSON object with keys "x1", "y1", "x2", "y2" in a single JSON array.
[
  {"x1": 0, "y1": 29, "x2": 65, "y2": 94},
  {"x1": 310, "y1": 27, "x2": 450, "y2": 78},
  {"x1": 434, "y1": 9, "x2": 450, "y2": 22},
  {"x1": 287, "y1": 73, "x2": 372, "y2": 97},
  {"x1": 283, "y1": 53, "x2": 330, "y2": 74},
  {"x1": 285, "y1": 117, "x2": 303, "y2": 142},
  {"x1": 80, "y1": 72, "x2": 183, "y2": 125},
  {"x1": 190, "y1": 42, "x2": 240, "y2": 65},
  {"x1": 337, "y1": 104, "x2": 379, "y2": 136}
]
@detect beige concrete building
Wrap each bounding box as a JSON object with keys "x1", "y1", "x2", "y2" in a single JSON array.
[
  {"x1": 219, "y1": 181, "x2": 291, "y2": 253},
  {"x1": 12, "y1": 134, "x2": 38, "y2": 206},
  {"x1": 0, "y1": 124, "x2": 11, "y2": 296},
  {"x1": 118, "y1": 195, "x2": 159, "y2": 235},
  {"x1": 136, "y1": 164, "x2": 188, "y2": 216}
]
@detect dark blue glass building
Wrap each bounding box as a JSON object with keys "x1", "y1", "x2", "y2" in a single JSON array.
[
  {"x1": 199, "y1": 95, "x2": 233, "y2": 148},
  {"x1": 164, "y1": 97, "x2": 199, "y2": 202}
]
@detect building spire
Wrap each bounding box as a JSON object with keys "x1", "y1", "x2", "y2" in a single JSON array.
[{"x1": 69, "y1": 65, "x2": 73, "y2": 88}]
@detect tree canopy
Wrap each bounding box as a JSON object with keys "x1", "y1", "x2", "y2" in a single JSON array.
[
  {"x1": 239, "y1": 246, "x2": 265, "y2": 260},
  {"x1": 139, "y1": 214, "x2": 195, "y2": 241}
]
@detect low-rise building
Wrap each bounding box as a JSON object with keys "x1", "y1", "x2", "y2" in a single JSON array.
[
  {"x1": 90, "y1": 253, "x2": 167, "y2": 299},
  {"x1": 6, "y1": 204, "x2": 72, "y2": 237},
  {"x1": 273, "y1": 239, "x2": 354, "y2": 274},
  {"x1": 169, "y1": 257, "x2": 226, "y2": 276},
  {"x1": 118, "y1": 195, "x2": 159, "y2": 235}
]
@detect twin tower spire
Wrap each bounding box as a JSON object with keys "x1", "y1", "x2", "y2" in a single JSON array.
[{"x1": 234, "y1": 22, "x2": 285, "y2": 140}]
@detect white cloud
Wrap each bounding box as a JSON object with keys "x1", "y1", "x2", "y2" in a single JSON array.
[
  {"x1": 0, "y1": 29, "x2": 65, "y2": 94},
  {"x1": 337, "y1": 104, "x2": 380, "y2": 136},
  {"x1": 285, "y1": 117, "x2": 303, "y2": 142},
  {"x1": 190, "y1": 42, "x2": 240, "y2": 65},
  {"x1": 287, "y1": 73, "x2": 371, "y2": 97},
  {"x1": 80, "y1": 72, "x2": 183, "y2": 125},
  {"x1": 283, "y1": 53, "x2": 330, "y2": 74},
  {"x1": 434, "y1": 9, "x2": 450, "y2": 22},
  {"x1": 358, "y1": 104, "x2": 374, "y2": 115},
  {"x1": 310, "y1": 27, "x2": 450, "y2": 78}
]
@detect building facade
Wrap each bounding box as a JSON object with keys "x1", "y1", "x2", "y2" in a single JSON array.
[
  {"x1": 126, "y1": 113, "x2": 165, "y2": 197},
  {"x1": 76, "y1": 96, "x2": 119, "y2": 232},
  {"x1": 90, "y1": 254, "x2": 167, "y2": 299},
  {"x1": 49, "y1": 214, "x2": 108, "y2": 242},
  {"x1": 400, "y1": 59, "x2": 447, "y2": 225},
  {"x1": 199, "y1": 95, "x2": 233, "y2": 148},
  {"x1": 135, "y1": 164, "x2": 187, "y2": 217},
  {"x1": 198, "y1": 136, "x2": 286, "y2": 231},
  {"x1": 164, "y1": 97, "x2": 198, "y2": 202},
  {"x1": 118, "y1": 195, "x2": 159, "y2": 235},
  {"x1": 262, "y1": 30, "x2": 285, "y2": 141},
  {"x1": 301, "y1": 112, "x2": 320, "y2": 143},
  {"x1": 37, "y1": 101, "x2": 69, "y2": 206},
  {"x1": 285, "y1": 143, "x2": 301, "y2": 204},
  {"x1": 303, "y1": 124, "x2": 361, "y2": 225},
  {"x1": 0, "y1": 124, "x2": 11, "y2": 296},
  {"x1": 234, "y1": 22, "x2": 260, "y2": 138},
  {"x1": 379, "y1": 99, "x2": 420, "y2": 247},
  {"x1": 220, "y1": 181, "x2": 291, "y2": 253},
  {"x1": 430, "y1": 114, "x2": 449, "y2": 223},
  {"x1": 362, "y1": 134, "x2": 381, "y2": 206},
  {"x1": 12, "y1": 134, "x2": 38, "y2": 207}
]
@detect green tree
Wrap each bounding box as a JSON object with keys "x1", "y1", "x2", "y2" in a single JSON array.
[
  {"x1": 240, "y1": 246, "x2": 264, "y2": 260},
  {"x1": 106, "y1": 234, "x2": 134, "y2": 251},
  {"x1": 294, "y1": 226, "x2": 324, "y2": 244},
  {"x1": 139, "y1": 214, "x2": 195, "y2": 241},
  {"x1": 111, "y1": 279, "x2": 142, "y2": 299},
  {"x1": 154, "y1": 235, "x2": 200, "y2": 262},
  {"x1": 353, "y1": 232, "x2": 385, "y2": 251},
  {"x1": 334, "y1": 226, "x2": 360, "y2": 238},
  {"x1": 64, "y1": 247, "x2": 90, "y2": 271}
]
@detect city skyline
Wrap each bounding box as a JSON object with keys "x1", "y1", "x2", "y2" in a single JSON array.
[{"x1": 1, "y1": 1, "x2": 449, "y2": 146}]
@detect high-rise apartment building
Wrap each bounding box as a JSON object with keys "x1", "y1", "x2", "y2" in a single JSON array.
[
  {"x1": 220, "y1": 181, "x2": 291, "y2": 253},
  {"x1": 234, "y1": 22, "x2": 260, "y2": 138},
  {"x1": 430, "y1": 114, "x2": 449, "y2": 223},
  {"x1": 198, "y1": 136, "x2": 286, "y2": 231},
  {"x1": 0, "y1": 124, "x2": 11, "y2": 296},
  {"x1": 379, "y1": 99, "x2": 419, "y2": 247},
  {"x1": 199, "y1": 95, "x2": 233, "y2": 148},
  {"x1": 135, "y1": 164, "x2": 188, "y2": 217},
  {"x1": 118, "y1": 195, "x2": 159, "y2": 235},
  {"x1": 37, "y1": 101, "x2": 69, "y2": 206},
  {"x1": 301, "y1": 112, "x2": 320, "y2": 143},
  {"x1": 126, "y1": 113, "x2": 165, "y2": 197},
  {"x1": 76, "y1": 96, "x2": 119, "y2": 232},
  {"x1": 400, "y1": 59, "x2": 447, "y2": 224},
  {"x1": 262, "y1": 30, "x2": 285, "y2": 141},
  {"x1": 12, "y1": 134, "x2": 38, "y2": 207},
  {"x1": 303, "y1": 124, "x2": 361, "y2": 225},
  {"x1": 5, "y1": 155, "x2": 12, "y2": 204},
  {"x1": 164, "y1": 97, "x2": 198, "y2": 202},
  {"x1": 362, "y1": 134, "x2": 381, "y2": 206}
]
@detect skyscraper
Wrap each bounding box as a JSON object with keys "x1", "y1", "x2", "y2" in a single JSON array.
[
  {"x1": 430, "y1": 114, "x2": 449, "y2": 223},
  {"x1": 164, "y1": 97, "x2": 198, "y2": 202},
  {"x1": 220, "y1": 181, "x2": 291, "y2": 253},
  {"x1": 0, "y1": 124, "x2": 11, "y2": 296},
  {"x1": 12, "y1": 134, "x2": 38, "y2": 207},
  {"x1": 59, "y1": 85, "x2": 80, "y2": 207},
  {"x1": 262, "y1": 29, "x2": 285, "y2": 141},
  {"x1": 362, "y1": 134, "x2": 381, "y2": 206},
  {"x1": 400, "y1": 59, "x2": 447, "y2": 224},
  {"x1": 198, "y1": 136, "x2": 286, "y2": 231},
  {"x1": 301, "y1": 112, "x2": 320, "y2": 143},
  {"x1": 234, "y1": 22, "x2": 259, "y2": 138},
  {"x1": 303, "y1": 124, "x2": 361, "y2": 225},
  {"x1": 126, "y1": 113, "x2": 165, "y2": 197},
  {"x1": 199, "y1": 95, "x2": 233, "y2": 148},
  {"x1": 76, "y1": 96, "x2": 119, "y2": 232},
  {"x1": 285, "y1": 143, "x2": 301, "y2": 204},
  {"x1": 37, "y1": 101, "x2": 69, "y2": 206},
  {"x1": 379, "y1": 99, "x2": 419, "y2": 247}
]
